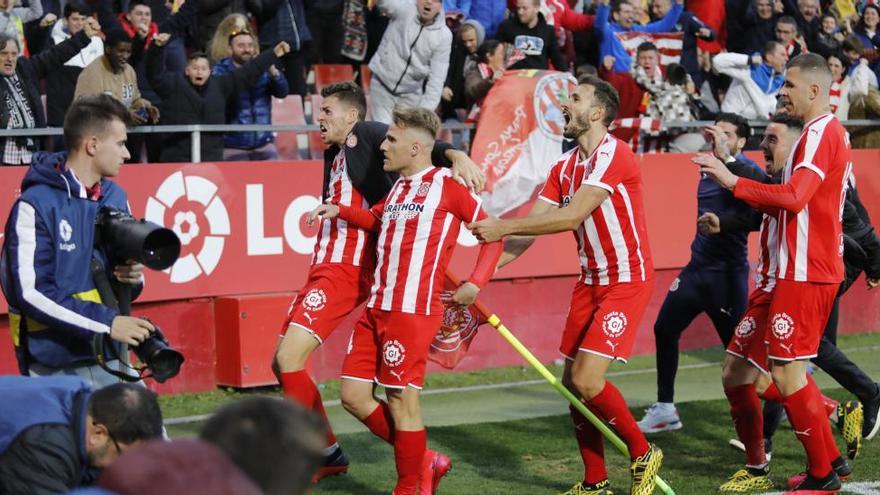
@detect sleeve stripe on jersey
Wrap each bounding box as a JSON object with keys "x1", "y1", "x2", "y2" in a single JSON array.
[
  {"x1": 538, "y1": 195, "x2": 559, "y2": 206},
  {"x1": 793, "y1": 162, "x2": 826, "y2": 181},
  {"x1": 14, "y1": 202, "x2": 111, "y2": 334},
  {"x1": 469, "y1": 191, "x2": 483, "y2": 224},
  {"x1": 583, "y1": 180, "x2": 615, "y2": 194}
]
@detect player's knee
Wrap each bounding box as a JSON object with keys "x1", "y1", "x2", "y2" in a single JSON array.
[
  {"x1": 274, "y1": 331, "x2": 318, "y2": 371},
  {"x1": 340, "y1": 382, "x2": 373, "y2": 418},
  {"x1": 571, "y1": 373, "x2": 604, "y2": 400}
]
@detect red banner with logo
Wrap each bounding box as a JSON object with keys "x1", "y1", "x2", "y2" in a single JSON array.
[{"x1": 470, "y1": 70, "x2": 577, "y2": 217}]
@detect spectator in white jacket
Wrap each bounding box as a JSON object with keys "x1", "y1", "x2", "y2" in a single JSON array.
[
  {"x1": 828, "y1": 54, "x2": 877, "y2": 120},
  {"x1": 713, "y1": 40, "x2": 787, "y2": 121},
  {"x1": 369, "y1": 0, "x2": 452, "y2": 123}
]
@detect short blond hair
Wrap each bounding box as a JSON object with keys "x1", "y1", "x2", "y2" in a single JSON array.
[{"x1": 391, "y1": 106, "x2": 441, "y2": 139}]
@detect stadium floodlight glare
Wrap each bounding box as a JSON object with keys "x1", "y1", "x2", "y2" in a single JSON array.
[{"x1": 445, "y1": 272, "x2": 676, "y2": 495}]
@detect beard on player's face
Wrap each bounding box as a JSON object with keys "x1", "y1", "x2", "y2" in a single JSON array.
[{"x1": 563, "y1": 110, "x2": 590, "y2": 139}]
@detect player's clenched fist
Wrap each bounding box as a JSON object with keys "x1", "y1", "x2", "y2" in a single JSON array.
[
  {"x1": 307, "y1": 203, "x2": 339, "y2": 226},
  {"x1": 469, "y1": 217, "x2": 506, "y2": 243},
  {"x1": 697, "y1": 212, "x2": 720, "y2": 235}
]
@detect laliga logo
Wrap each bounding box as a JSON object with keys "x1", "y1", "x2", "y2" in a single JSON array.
[{"x1": 144, "y1": 172, "x2": 230, "y2": 283}]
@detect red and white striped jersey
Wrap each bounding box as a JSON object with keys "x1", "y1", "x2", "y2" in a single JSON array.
[
  {"x1": 312, "y1": 149, "x2": 373, "y2": 267},
  {"x1": 775, "y1": 113, "x2": 851, "y2": 283},
  {"x1": 538, "y1": 133, "x2": 654, "y2": 285},
  {"x1": 755, "y1": 214, "x2": 779, "y2": 292},
  {"x1": 368, "y1": 167, "x2": 485, "y2": 315}
]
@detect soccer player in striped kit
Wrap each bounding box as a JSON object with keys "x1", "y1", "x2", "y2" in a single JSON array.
[
  {"x1": 698, "y1": 53, "x2": 853, "y2": 494},
  {"x1": 472, "y1": 75, "x2": 660, "y2": 495},
  {"x1": 309, "y1": 106, "x2": 503, "y2": 495},
  {"x1": 272, "y1": 82, "x2": 483, "y2": 482}
]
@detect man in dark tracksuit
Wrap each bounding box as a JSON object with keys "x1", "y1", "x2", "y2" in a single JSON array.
[
  {"x1": 709, "y1": 117, "x2": 880, "y2": 461},
  {"x1": 638, "y1": 113, "x2": 763, "y2": 433},
  {"x1": 0, "y1": 375, "x2": 162, "y2": 494}
]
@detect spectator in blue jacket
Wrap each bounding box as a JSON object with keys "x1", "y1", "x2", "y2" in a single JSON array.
[
  {"x1": 213, "y1": 30, "x2": 290, "y2": 161},
  {"x1": 595, "y1": 0, "x2": 683, "y2": 73},
  {"x1": 649, "y1": 0, "x2": 715, "y2": 86},
  {"x1": 468, "y1": 0, "x2": 507, "y2": 38},
  {"x1": 0, "y1": 95, "x2": 155, "y2": 386},
  {"x1": 0, "y1": 376, "x2": 163, "y2": 494}
]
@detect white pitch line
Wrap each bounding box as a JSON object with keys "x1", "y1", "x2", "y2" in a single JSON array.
[
  {"x1": 164, "y1": 344, "x2": 880, "y2": 426},
  {"x1": 759, "y1": 481, "x2": 880, "y2": 495}
]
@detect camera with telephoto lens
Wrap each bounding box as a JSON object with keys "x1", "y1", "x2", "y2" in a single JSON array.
[
  {"x1": 94, "y1": 207, "x2": 185, "y2": 383},
  {"x1": 95, "y1": 207, "x2": 181, "y2": 270}
]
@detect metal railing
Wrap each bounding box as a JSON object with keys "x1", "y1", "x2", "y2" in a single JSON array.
[{"x1": 3, "y1": 119, "x2": 878, "y2": 163}]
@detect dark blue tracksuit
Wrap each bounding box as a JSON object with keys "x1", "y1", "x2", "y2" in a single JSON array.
[{"x1": 653, "y1": 154, "x2": 762, "y2": 404}]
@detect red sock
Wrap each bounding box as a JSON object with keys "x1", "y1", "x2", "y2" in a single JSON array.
[
  {"x1": 569, "y1": 405, "x2": 607, "y2": 484},
  {"x1": 393, "y1": 429, "x2": 426, "y2": 495},
  {"x1": 759, "y1": 382, "x2": 782, "y2": 402},
  {"x1": 587, "y1": 381, "x2": 649, "y2": 459},
  {"x1": 280, "y1": 370, "x2": 316, "y2": 407},
  {"x1": 806, "y1": 375, "x2": 841, "y2": 462},
  {"x1": 312, "y1": 391, "x2": 338, "y2": 448},
  {"x1": 362, "y1": 402, "x2": 395, "y2": 444},
  {"x1": 783, "y1": 381, "x2": 832, "y2": 479},
  {"x1": 280, "y1": 370, "x2": 338, "y2": 449},
  {"x1": 725, "y1": 384, "x2": 766, "y2": 467}
]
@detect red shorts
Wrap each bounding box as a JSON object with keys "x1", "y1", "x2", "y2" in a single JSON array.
[
  {"x1": 283, "y1": 263, "x2": 372, "y2": 343},
  {"x1": 559, "y1": 280, "x2": 653, "y2": 363},
  {"x1": 766, "y1": 278, "x2": 838, "y2": 361},
  {"x1": 340, "y1": 308, "x2": 442, "y2": 389},
  {"x1": 726, "y1": 289, "x2": 773, "y2": 374}
]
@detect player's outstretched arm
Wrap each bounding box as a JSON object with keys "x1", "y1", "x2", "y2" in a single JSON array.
[
  {"x1": 306, "y1": 202, "x2": 382, "y2": 232},
  {"x1": 496, "y1": 199, "x2": 555, "y2": 268},
  {"x1": 730, "y1": 168, "x2": 822, "y2": 214},
  {"x1": 470, "y1": 185, "x2": 608, "y2": 242}
]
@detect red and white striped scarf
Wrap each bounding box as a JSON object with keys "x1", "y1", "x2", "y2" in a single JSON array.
[{"x1": 829, "y1": 78, "x2": 843, "y2": 114}]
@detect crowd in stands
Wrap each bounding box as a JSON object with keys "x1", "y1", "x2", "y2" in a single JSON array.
[{"x1": 1, "y1": 0, "x2": 880, "y2": 166}]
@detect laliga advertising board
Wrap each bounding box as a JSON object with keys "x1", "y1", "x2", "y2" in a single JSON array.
[{"x1": 0, "y1": 160, "x2": 582, "y2": 314}]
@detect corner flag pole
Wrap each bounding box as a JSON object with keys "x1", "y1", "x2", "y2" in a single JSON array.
[{"x1": 446, "y1": 272, "x2": 675, "y2": 495}]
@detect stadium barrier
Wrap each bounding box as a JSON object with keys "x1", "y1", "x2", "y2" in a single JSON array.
[
  {"x1": 1, "y1": 119, "x2": 880, "y2": 162},
  {"x1": 1, "y1": 152, "x2": 879, "y2": 394}
]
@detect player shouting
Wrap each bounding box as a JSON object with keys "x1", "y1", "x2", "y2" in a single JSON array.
[
  {"x1": 272, "y1": 82, "x2": 483, "y2": 481},
  {"x1": 698, "y1": 53, "x2": 852, "y2": 494},
  {"x1": 309, "y1": 106, "x2": 503, "y2": 494},
  {"x1": 472, "y1": 75, "x2": 660, "y2": 495}
]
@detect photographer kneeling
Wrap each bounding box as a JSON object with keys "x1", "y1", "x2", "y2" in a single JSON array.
[
  {"x1": 0, "y1": 95, "x2": 156, "y2": 388},
  {"x1": 0, "y1": 375, "x2": 164, "y2": 494}
]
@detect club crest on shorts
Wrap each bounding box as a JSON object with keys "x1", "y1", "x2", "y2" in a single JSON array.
[
  {"x1": 382, "y1": 340, "x2": 406, "y2": 367},
  {"x1": 602, "y1": 311, "x2": 628, "y2": 337},
  {"x1": 735, "y1": 316, "x2": 756, "y2": 338},
  {"x1": 301, "y1": 288, "x2": 327, "y2": 312},
  {"x1": 416, "y1": 182, "x2": 431, "y2": 198},
  {"x1": 770, "y1": 313, "x2": 795, "y2": 340},
  {"x1": 669, "y1": 277, "x2": 680, "y2": 292}
]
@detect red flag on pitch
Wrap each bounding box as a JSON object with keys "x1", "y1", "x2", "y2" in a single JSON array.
[{"x1": 428, "y1": 278, "x2": 489, "y2": 369}]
